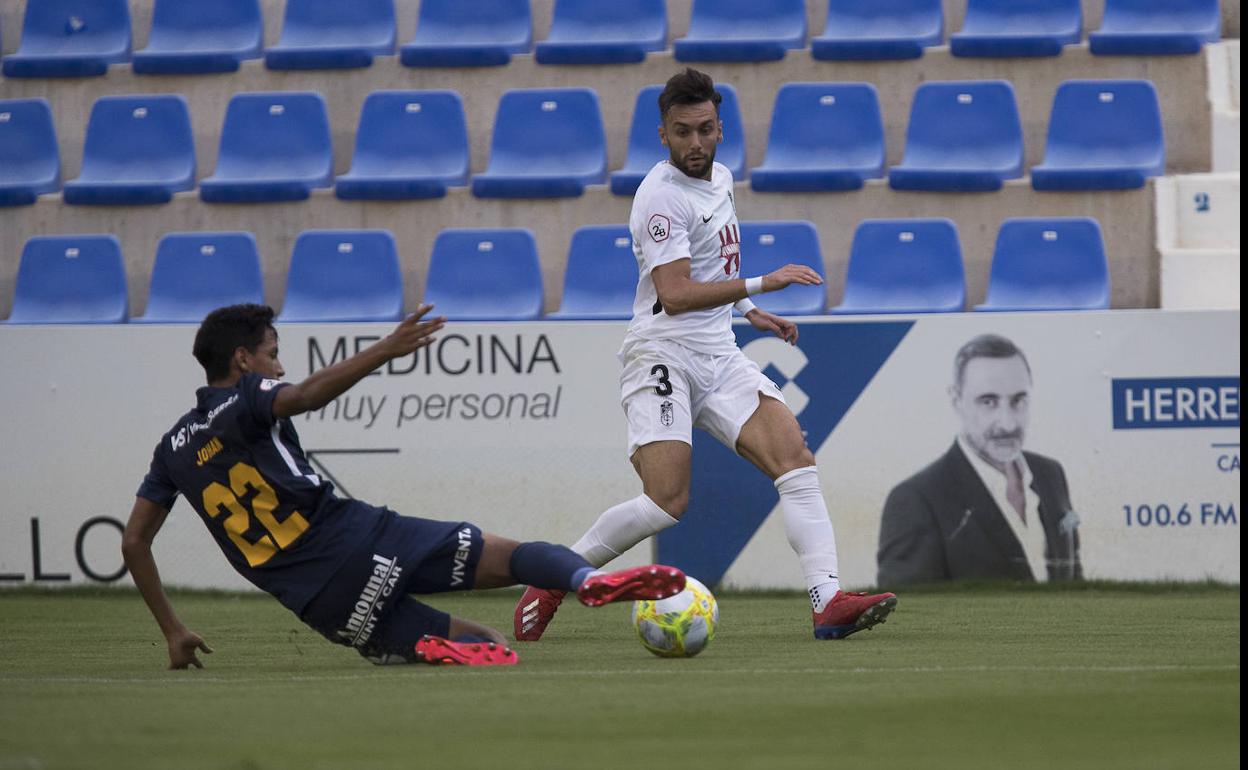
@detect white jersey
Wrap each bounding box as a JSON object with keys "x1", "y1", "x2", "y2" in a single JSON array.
[{"x1": 624, "y1": 160, "x2": 741, "y2": 356}]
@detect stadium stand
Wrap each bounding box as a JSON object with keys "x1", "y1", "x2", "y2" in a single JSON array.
[
  {"x1": 5, "y1": 235, "x2": 127, "y2": 323},
  {"x1": 812, "y1": 0, "x2": 944, "y2": 61},
  {"x1": 0, "y1": 98, "x2": 60, "y2": 207},
  {"x1": 264, "y1": 0, "x2": 395, "y2": 71},
  {"x1": 535, "y1": 0, "x2": 667, "y2": 65},
  {"x1": 400, "y1": 0, "x2": 531, "y2": 68},
  {"x1": 131, "y1": 0, "x2": 263, "y2": 75},
  {"x1": 276, "y1": 230, "x2": 404, "y2": 322},
  {"x1": 471, "y1": 88, "x2": 606, "y2": 198},
  {"x1": 424, "y1": 229, "x2": 544, "y2": 321},
  {"x1": 199, "y1": 92, "x2": 333, "y2": 203},
  {"x1": 134, "y1": 232, "x2": 264, "y2": 323},
  {"x1": 1090, "y1": 0, "x2": 1222, "y2": 56},
  {"x1": 1157, "y1": 172, "x2": 1241, "y2": 309},
  {"x1": 1031, "y1": 79, "x2": 1165, "y2": 191},
  {"x1": 674, "y1": 0, "x2": 806, "y2": 62},
  {"x1": 549, "y1": 225, "x2": 638, "y2": 320},
  {"x1": 334, "y1": 90, "x2": 470, "y2": 200},
  {"x1": 749, "y1": 82, "x2": 885, "y2": 192},
  {"x1": 829, "y1": 218, "x2": 965, "y2": 314},
  {"x1": 975, "y1": 217, "x2": 1110, "y2": 311},
  {"x1": 739, "y1": 221, "x2": 827, "y2": 315},
  {"x1": 888, "y1": 80, "x2": 1024, "y2": 192},
  {"x1": 950, "y1": 0, "x2": 1082, "y2": 58},
  {"x1": 2, "y1": 0, "x2": 130, "y2": 78},
  {"x1": 63, "y1": 94, "x2": 196, "y2": 206}
]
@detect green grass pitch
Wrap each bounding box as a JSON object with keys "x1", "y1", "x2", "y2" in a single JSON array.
[{"x1": 0, "y1": 583, "x2": 1239, "y2": 770}]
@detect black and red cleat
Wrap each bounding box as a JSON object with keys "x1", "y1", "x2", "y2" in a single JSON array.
[
  {"x1": 576, "y1": 565, "x2": 686, "y2": 607},
  {"x1": 812, "y1": 591, "x2": 898, "y2": 640},
  {"x1": 413, "y1": 635, "x2": 519, "y2": 666},
  {"x1": 513, "y1": 586, "x2": 567, "y2": 642}
]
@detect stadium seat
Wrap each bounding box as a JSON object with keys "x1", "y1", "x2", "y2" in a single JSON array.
[
  {"x1": 750, "y1": 83, "x2": 885, "y2": 192},
  {"x1": 1031, "y1": 80, "x2": 1165, "y2": 191},
  {"x1": 2, "y1": 0, "x2": 130, "y2": 77},
  {"x1": 829, "y1": 219, "x2": 965, "y2": 314},
  {"x1": 674, "y1": 0, "x2": 806, "y2": 62},
  {"x1": 0, "y1": 98, "x2": 60, "y2": 207},
  {"x1": 335, "y1": 91, "x2": 469, "y2": 200},
  {"x1": 265, "y1": 0, "x2": 396, "y2": 70},
  {"x1": 5, "y1": 235, "x2": 127, "y2": 324},
  {"x1": 550, "y1": 225, "x2": 638, "y2": 319},
  {"x1": 132, "y1": 0, "x2": 263, "y2": 74},
  {"x1": 63, "y1": 95, "x2": 196, "y2": 206},
  {"x1": 536, "y1": 0, "x2": 666, "y2": 65},
  {"x1": 1090, "y1": 0, "x2": 1221, "y2": 56},
  {"x1": 739, "y1": 222, "x2": 826, "y2": 315},
  {"x1": 472, "y1": 89, "x2": 606, "y2": 199},
  {"x1": 975, "y1": 218, "x2": 1110, "y2": 311},
  {"x1": 610, "y1": 83, "x2": 746, "y2": 196},
  {"x1": 951, "y1": 0, "x2": 1081, "y2": 58},
  {"x1": 424, "y1": 229, "x2": 544, "y2": 321},
  {"x1": 277, "y1": 230, "x2": 404, "y2": 322},
  {"x1": 888, "y1": 81, "x2": 1023, "y2": 192},
  {"x1": 400, "y1": 0, "x2": 531, "y2": 67},
  {"x1": 135, "y1": 233, "x2": 264, "y2": 323},
  {"x1": 812, "y1": 0, "x2": 943, "y2": 61},
  {"x1": 199, "y1": 92, "x2": 333, "y2": 204}
]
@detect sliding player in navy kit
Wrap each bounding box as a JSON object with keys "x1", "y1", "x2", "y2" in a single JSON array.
[{"x1": 123, "y1": 303, "x2": 685, "y2": 668}]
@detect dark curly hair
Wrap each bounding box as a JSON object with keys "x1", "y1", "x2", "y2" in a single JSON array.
[
  {"x1": 192, "y1": 304, "x2": 276, "y2": 381},
  {"x1": 658, "y1": 67, "x2": 722, "y2": 120}
]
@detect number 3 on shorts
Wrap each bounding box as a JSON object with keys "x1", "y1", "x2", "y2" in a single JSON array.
[{"x1": 651, "y1": 364, "x2": 673, "y2": 396}]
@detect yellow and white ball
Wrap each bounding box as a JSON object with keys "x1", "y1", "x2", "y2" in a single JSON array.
[{"x1": 632, "y1": 575, "x2": 718, "y2": 658}]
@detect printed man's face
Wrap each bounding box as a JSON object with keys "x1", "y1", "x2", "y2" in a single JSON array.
[
  {"x1": 659, "y1": 101, "x2": 721, "y2": 180},
  {"x1": 953, "y1": 355, "x2": 1032, "y2": 467}
]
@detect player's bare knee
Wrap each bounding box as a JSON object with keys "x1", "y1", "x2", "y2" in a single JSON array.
[{"x1": 648, "y1": 488, "x2": 688, "y2": 519}]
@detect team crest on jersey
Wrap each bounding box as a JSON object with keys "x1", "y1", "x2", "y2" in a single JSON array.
[
  {"x1": 659, "y1": 400, "x2": 674, "y2": 427},
  {"x1": 259, "y1": 378, "x2": 282, "y2": 391},
  {"x1": 718, "y1": 224, "x2": 741, "y2": 275},
  {"x1": 648, "y1": 214, "x2": 670, "y2": 243}
]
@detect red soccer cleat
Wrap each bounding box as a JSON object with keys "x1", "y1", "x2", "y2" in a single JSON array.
[
  {"x1": 414, "y1": 635, "x2": 519, "y2": 666},
  {"x1": 812, "y1": 591, "x2": 898, "y2": 640},
  {"x1": 513, "y1": 586, "x2": 567, "y2": 641},
  {"x1": 576, "y1": 565, "x2": 687, "y2": 608}
]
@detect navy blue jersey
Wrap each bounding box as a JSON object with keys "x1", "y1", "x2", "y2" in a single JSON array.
[{"x1": 137, "y1": 373, "x2": 384, "y2": 612}]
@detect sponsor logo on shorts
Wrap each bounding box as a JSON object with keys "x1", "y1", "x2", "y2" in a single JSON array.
[
  {"x1": 450, "y1": 527, "x2": 474, "y2": 587},
  {"x1": 336, "y1": 554, "x2": 403, "y2": 648},
  {"x1": 660, "y1": 400, "x2": 674, "y2": 427},
  {"x1": 648, "y1": 214, "x2": 670, "y2": 243}
]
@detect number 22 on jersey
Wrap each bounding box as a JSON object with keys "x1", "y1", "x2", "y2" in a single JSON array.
[{"x1": 201, "y1": 462, "x2": 309, "y2": 567}]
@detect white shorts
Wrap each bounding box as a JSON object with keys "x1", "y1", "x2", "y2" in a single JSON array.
[{"x1": 618, "y1": 338, "x2": 786, "y2": 458}]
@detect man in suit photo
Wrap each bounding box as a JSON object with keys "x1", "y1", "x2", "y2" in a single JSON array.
[{"x1": 877, "y1": 333, "x2": 1083, "y2": 585}]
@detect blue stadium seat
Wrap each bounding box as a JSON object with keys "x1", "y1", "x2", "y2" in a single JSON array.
[
  {"x1": 2, "y1": 0, "x2": 130, "y2": 77},
  {"x1": 550, "y1": 225, "x2": 638, "y2": 320},
  {"x1": 63, "y1": 95, "x2": 196, "y2": 206},
  {"x1": 975, "y1": 218, "x2": 1109, "y2": 311},
  {"x1": 277, "y1": 230, "x2": 404, "y2": 322},
  {"x1": 812, "y1": 0, "x2": 943, "y2": 61},
  {"x1": 132, "y1": 0, "x2": 263, "y2": 74},
  {"x1": 951, "y1": 0, "x2": 1081, "y2": 58},
  {"x1": 0, "y1": 98, "x2": 60, "y2": 207},
  {"x1": 830, "y1": 219, "x2": 965, "y2": 314},
  {"x1": 1090, "y1": 0, "x2": 1221, "y2": 56},
  {"x1": 6, "y1": 235, "x2": 127, "y2": 324},
  {"x1": 335, "y1": 91, "x2": 469, "y2": 200},
  {"x1": 200, "y1": 92, "x2": 333, "y2": 203},
  {"x1": 610, "y1": 83, "x2": 746, "y2": 196},
  {"x1": 1031, "y1": 80, "x2": 1165, "y2": 191},
  {"x1": 888, "y1": 81, "x2": 1023, "y2": 192},
  {"x1": 265, "y1": 0, "x2": 395, "y2": 70},
  {"x1": 674, "y1": 0, "x2": 806, "y2": 62},
  {"x1": 750, "y1": 83, "x2": 884, "y2": 192},
  {"x1": 400, "y1": 0, "x2": 531, "y2": 67},
  {"x1": 425, "y1": 229, "x2": 544, "y2": 321},
  {"x1": 472, "y1": 89, "x2": 606, "y2": 199},
  {"x1": 536, "y1": 0, "x2": 666, "y2": 65},
  {"x1": 739, "y1": 222, "x2": 826, "y2": 316},
  {"x1": 135, "y1": 233, "x2": 264, "y2": 323}
]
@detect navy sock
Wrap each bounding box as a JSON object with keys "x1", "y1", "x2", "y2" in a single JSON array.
[{"x1": 509, "y1": 541, "x2": 595, "y2": 592}]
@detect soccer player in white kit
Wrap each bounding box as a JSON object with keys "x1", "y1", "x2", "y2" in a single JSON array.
[{"x1": 514, "y1": 68, "x2": 898, "y2": 641}]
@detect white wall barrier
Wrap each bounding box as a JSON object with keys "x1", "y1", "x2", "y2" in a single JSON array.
[
  {"x1": 0, "y1": 312, "x2": 1239, "y2": 590},
  {"x1": 1157, "y1": 173, "x2": 1241, "y2": 310}
]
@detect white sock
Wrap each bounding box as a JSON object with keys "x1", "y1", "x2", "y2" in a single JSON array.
[
  {"x1": 775, "y1": 466, "x2": 841, "y2": 612},
  {"x1": 571, "y1": 494, "x2": 680, "y2": 568}
]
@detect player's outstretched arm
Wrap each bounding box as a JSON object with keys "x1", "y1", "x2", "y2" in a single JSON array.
[
  {"x1": 652, "y1": 260, "x2": 822, "y2": 316},
  {"x1": 122, "y1": 497, "x2": 214, "y2": 669},
  {"x1": 273, "y1": 304, "x2": 446, "y2": 418}
]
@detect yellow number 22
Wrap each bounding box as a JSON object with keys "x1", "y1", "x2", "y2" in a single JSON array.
[{"x1": 201, "y1": 462, "x2": 310, "y2": 567}]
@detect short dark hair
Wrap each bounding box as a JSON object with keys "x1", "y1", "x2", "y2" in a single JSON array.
[
  {"x1": 658, "y1": 68, "x2": 722, "y2": 120},
  {"x1": 953, "y1": 334, "x2": 1031, "y2": 392},
  {"x1": 193, "y1": 304, "x2": 276, "y2": 381}
]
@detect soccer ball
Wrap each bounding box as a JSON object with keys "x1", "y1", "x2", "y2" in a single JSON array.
[{"x1": 632, "y1": 575, "x2": 718, "y2": 658}]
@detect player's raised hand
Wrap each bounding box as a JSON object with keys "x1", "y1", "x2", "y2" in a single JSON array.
[
  {"x1": 168, "y1": 628, "x2": 213, "y2": 670},
  {"x1": 384, "y1": 304, "x2": 446, "y2": 357},
  {"x1": 745, "y1": 308, "x2": 800, "y2": 345},
  {"x1": 762, "y1": 264, "x2": 823, "y2": 293}
]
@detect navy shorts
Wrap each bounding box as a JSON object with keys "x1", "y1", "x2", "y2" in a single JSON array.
[{"x1": 301, "y1": 507, "x2": 485, "y2": 664}]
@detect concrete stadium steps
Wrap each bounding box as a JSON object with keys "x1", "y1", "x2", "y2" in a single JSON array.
[{"x1": 0, "y1": 180, "x2": 1156, "y2": 319}]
